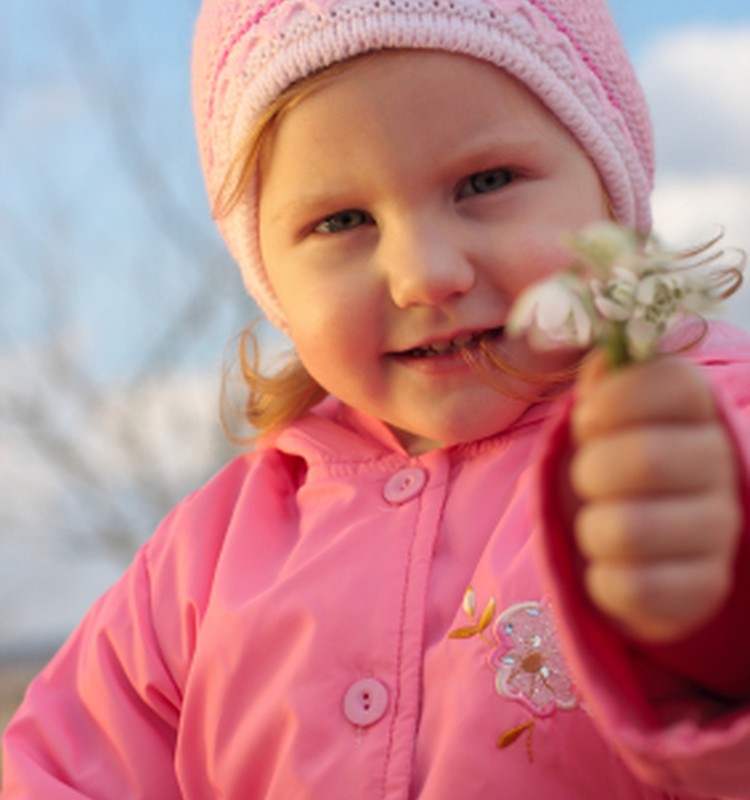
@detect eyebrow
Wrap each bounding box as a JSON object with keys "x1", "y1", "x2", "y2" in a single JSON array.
[
  {"x1": 266, "y1": 191, "x2": 358, "y2": 228},
  {"x1": 452, "y1": 135, "x2": 549, "y2": 165},
  {"x1": 264, "y1": 135, "x2": 553, "y2": 226}
]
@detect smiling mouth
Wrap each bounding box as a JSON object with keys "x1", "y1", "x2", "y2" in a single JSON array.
[{"x1": 400, "y1": 327, "x2": 505, "y2": 358}]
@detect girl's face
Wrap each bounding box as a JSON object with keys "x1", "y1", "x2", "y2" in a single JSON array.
[{"x1": 258, "y1": 51, "x2": 608, "y2": 454}]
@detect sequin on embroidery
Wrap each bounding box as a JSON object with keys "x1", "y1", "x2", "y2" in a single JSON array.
[{"x1": 449, "y1": 589, "x2": 579, "y2": 761}]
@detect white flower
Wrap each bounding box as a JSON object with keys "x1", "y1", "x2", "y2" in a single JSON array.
[
  {"x1": 592, "y1": 266, "x2": 639, "y2": 322},
  {"x1": 624, "y1": 317, "x2": 661, "y2": 361},
  {"x1": 507, "y1": 276, "x2": 594, "y2": 350},
  {"x1": 615, "y1": 248, "x2": 666, "y2": 278},
  {"x1": 636, "y1": 272, "x2": 681, "y2": 310},
  {"x1": 507, "y1": 221, "x2": 738, "y2": 367},
  {"x1": 566, "y1": 221, "x2": 639, "y2": 276},
  {"x1": 681, "y1": 286, "x2": 714, "y2": 314}
]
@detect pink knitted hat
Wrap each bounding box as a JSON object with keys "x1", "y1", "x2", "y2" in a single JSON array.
[{"x1": 193, "y1": 0, "x2": 654, "y2": 330}]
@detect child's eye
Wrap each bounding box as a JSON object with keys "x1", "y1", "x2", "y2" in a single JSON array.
[
  {"x1": 457, "y1": 168, "x2": 515, "y2": 199},
  {"x1": 314, "y1": 209, "x2": 373, "y2": 234}
]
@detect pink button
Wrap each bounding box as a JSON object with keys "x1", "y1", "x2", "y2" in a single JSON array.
[
  {"x1": 383, "y1": 467, "x2": 427, "y2": 505},
  {"x1": 343, "y1": 678, "x2": 389, "y2": 727}
]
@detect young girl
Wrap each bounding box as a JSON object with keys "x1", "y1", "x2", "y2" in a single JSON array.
[{"x1": 3, "y1": 0, "x2": 750, "y2": 797}]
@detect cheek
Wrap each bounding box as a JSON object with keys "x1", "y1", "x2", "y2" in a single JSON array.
[
  {"x1": 281, "y1": 279, "x2": 367, "y2": 364},
  {"x1": 498, "y1": 228, "x2": 577, "y2": 295},
  {"x1": 501, "y1": 183, "x2": 609, "y2": 293}
]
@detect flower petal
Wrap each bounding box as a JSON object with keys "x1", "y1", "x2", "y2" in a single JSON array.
[{"x1": 567, "y1": 221, "x2": 639, "y2": 274}]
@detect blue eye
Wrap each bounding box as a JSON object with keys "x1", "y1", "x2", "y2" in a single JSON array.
[
  {"x1": 459, "y1": 168, "x2": 514, "y2": 198},
  {"x1": 314, "y1": 209, "x2": 373, "y2": 234}
]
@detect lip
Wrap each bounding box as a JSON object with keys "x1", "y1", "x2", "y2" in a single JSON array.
[{"x1": 389, "y1": 326, "x2": 505, "y2": 372}]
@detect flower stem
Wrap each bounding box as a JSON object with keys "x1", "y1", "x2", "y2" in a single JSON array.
[{"x1": 602, "y1": 321, "x2": 631, "y2": 368}]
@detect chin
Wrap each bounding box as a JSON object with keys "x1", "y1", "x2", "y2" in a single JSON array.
[{"x1": 400, "y1": 407, "x2": 530, "y2": 454}]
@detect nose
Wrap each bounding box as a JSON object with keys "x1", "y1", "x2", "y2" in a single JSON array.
[{"x1": 382, "y1": 218, "x2": 476, "y2": 308}]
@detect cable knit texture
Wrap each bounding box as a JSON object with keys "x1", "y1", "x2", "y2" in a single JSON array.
[{"x1": 192, "y1": 0, "x2": 654, "y2": 330}]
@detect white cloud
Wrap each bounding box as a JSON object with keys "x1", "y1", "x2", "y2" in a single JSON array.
[
  {"x1": 0, "y1": 341, "x2": 236, "y2": 648},
  {"x1": 638, "y1": 26, "x2": 750, "y2": 333},
  {"x1": 0, "y1": 348, "x2": 230, "y2": 514},
  {"x1": 639, "y1": 26, "x2": 750, "y2": 177},
  {"x1": 652, "y1": 175, "x2": 750, "y2": 330},
  {"x1": 652, "y1": 175, "x2": 750, "y2": 248}
]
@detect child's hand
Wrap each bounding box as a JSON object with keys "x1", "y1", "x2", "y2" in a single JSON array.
[{"x1": 570, "y1": 353, "x2": 742, "y2": 642}]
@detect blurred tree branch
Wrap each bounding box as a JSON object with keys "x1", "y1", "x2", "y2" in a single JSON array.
[{"x1": 0, "y1": 0, "x2": 250, "y2": 566}]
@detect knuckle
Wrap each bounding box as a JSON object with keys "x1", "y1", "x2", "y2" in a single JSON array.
[
  {"x1": 585, "y1": 563, "x2": 650, "y2": 619},
  {"x1": 682, "y1": 495, "x2": 738, "y2": 556},
  {"x1": 625, "y1": 426, "x2": 734, "y2": 492},
  {"x1": 626, "y1": 437, "x2": 666, "y2": 483},
  {"x1": 614, "y1": 568, "x2": 661, "y2": 617},
  {"x1": 569, "y1": 445, "x2": 601, "y2": 497},
  {"x1": 613, "y1": 433, "x2": 677, "y2": 489},
  {"x1": 704, "y1": 428, "x2": 737, "y2": 478},
  {"x1": 709, "y1": 493, "x2": 742, "y2": 547},
  {"x1": 585, "y1": 559, "x2": 728, "y2": 638},
  {"x1": 577, "y1": 502, "x2": 642, "y2": 560},
  {"x1": 659, "y1": 361, "x2": 713, "y2": 417},
  {"x1": 576, "y1": 504, "x2": 616, "y2": 558}
]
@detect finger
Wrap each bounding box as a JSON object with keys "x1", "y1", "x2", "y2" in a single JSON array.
[
  {"x1": 571, "y1": 424, "x2": 734, "y2": 498},
  {"x1": 574, "y1": 358, "x2": 715, "y2": 442},
  {"x1": 575, "y1": 348, "x2": 610, "y2": 395},
  {"x1": 585, "y1": 557, "x2": 733, "y2": 642},
  {"x1": 576, "y1": 492, "x2": 740, "y2": 563}
]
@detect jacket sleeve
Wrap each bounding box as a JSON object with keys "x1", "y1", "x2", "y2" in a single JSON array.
[
  {"x1": 1, "y1": 542, "x2": 183, "y2": 799},
  {"x1": 1, "y1": 454, "x2": 253, "y2": 800},
  {"x1": 534, "y1": 324, "x2": 750, "y2": 799}
]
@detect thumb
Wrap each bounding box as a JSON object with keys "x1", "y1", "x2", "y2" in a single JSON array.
[
  {"x1": 575, "y1": 348, "x2": 610, "y2": 398},
  {"x1": 572, "y1": 349, "x2": 621, "y2": 443}
]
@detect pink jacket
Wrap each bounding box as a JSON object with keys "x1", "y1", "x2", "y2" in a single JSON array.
[{"x1": 4, "y1": 322, "x2": 750, "y2": 799}]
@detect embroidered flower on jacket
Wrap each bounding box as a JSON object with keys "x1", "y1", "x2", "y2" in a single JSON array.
[
  {"x1": 490, "y1": 601, "x2": 578, "y2": 716},
  {"x1": 449, "y1": 589, "x2": 579, "y2": 761}
]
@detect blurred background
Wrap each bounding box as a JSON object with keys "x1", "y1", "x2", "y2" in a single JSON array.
[{"x1": 1, "y1": 0, "x2": 750, "y2": 731}]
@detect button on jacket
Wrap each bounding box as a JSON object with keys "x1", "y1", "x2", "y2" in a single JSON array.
[{"x1": 4, "y1": 322, "x2": 750, "y2": 799}]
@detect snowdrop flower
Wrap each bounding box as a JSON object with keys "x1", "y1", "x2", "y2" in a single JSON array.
[
  {"x1": 508, "y1": 222, "x2": 742, "y2": 367},
  {"x1": 507, "y1": 275, "x2": 594, "y2": 350},
  {"x1": 592, "y1": 267, "x2": 639, "y2": 322},
  {"x1": 624, "y1": 271, "x2": 719, "y2": 360},
  {"x1": 565, "y1": 221, "x2": 639, "y2": 276},
  {"x1": 624, "y1": 317, "x2": 661, "y2": 362}
]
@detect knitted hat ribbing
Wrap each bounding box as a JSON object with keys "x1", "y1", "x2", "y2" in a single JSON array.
[{"x1": 193, "y1": 0, "x2": 654, "y2": 330}]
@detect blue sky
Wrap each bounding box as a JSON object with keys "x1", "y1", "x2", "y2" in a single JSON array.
[
  {"x1": 612, "y1": 0, "x2": 750, "y2": 53},
  {"x1": 3, "y1": 0, "x2": 749, "y2": 378},
  {"x1": 2, "y1": 0, "x2": 241, "y2": 379}
]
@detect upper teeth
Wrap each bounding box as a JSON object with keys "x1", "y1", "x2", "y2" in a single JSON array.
[
  {"x1": 453, "y1": 334, "x2": 477, "y2": 349},
  {"x1": 414, "y1": 333, "x2": 481, "y2": 356},
  {"x1": 429, "y1": 334, "x2": 474, "y2": 354}
]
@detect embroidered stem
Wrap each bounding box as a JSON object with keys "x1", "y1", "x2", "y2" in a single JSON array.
[
  {"x1": 448, "y1": 590, "x2": 496, "y2": 647},
  {"x1": 498, "y1": 720, "x2": 536, "y2": 763}
]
